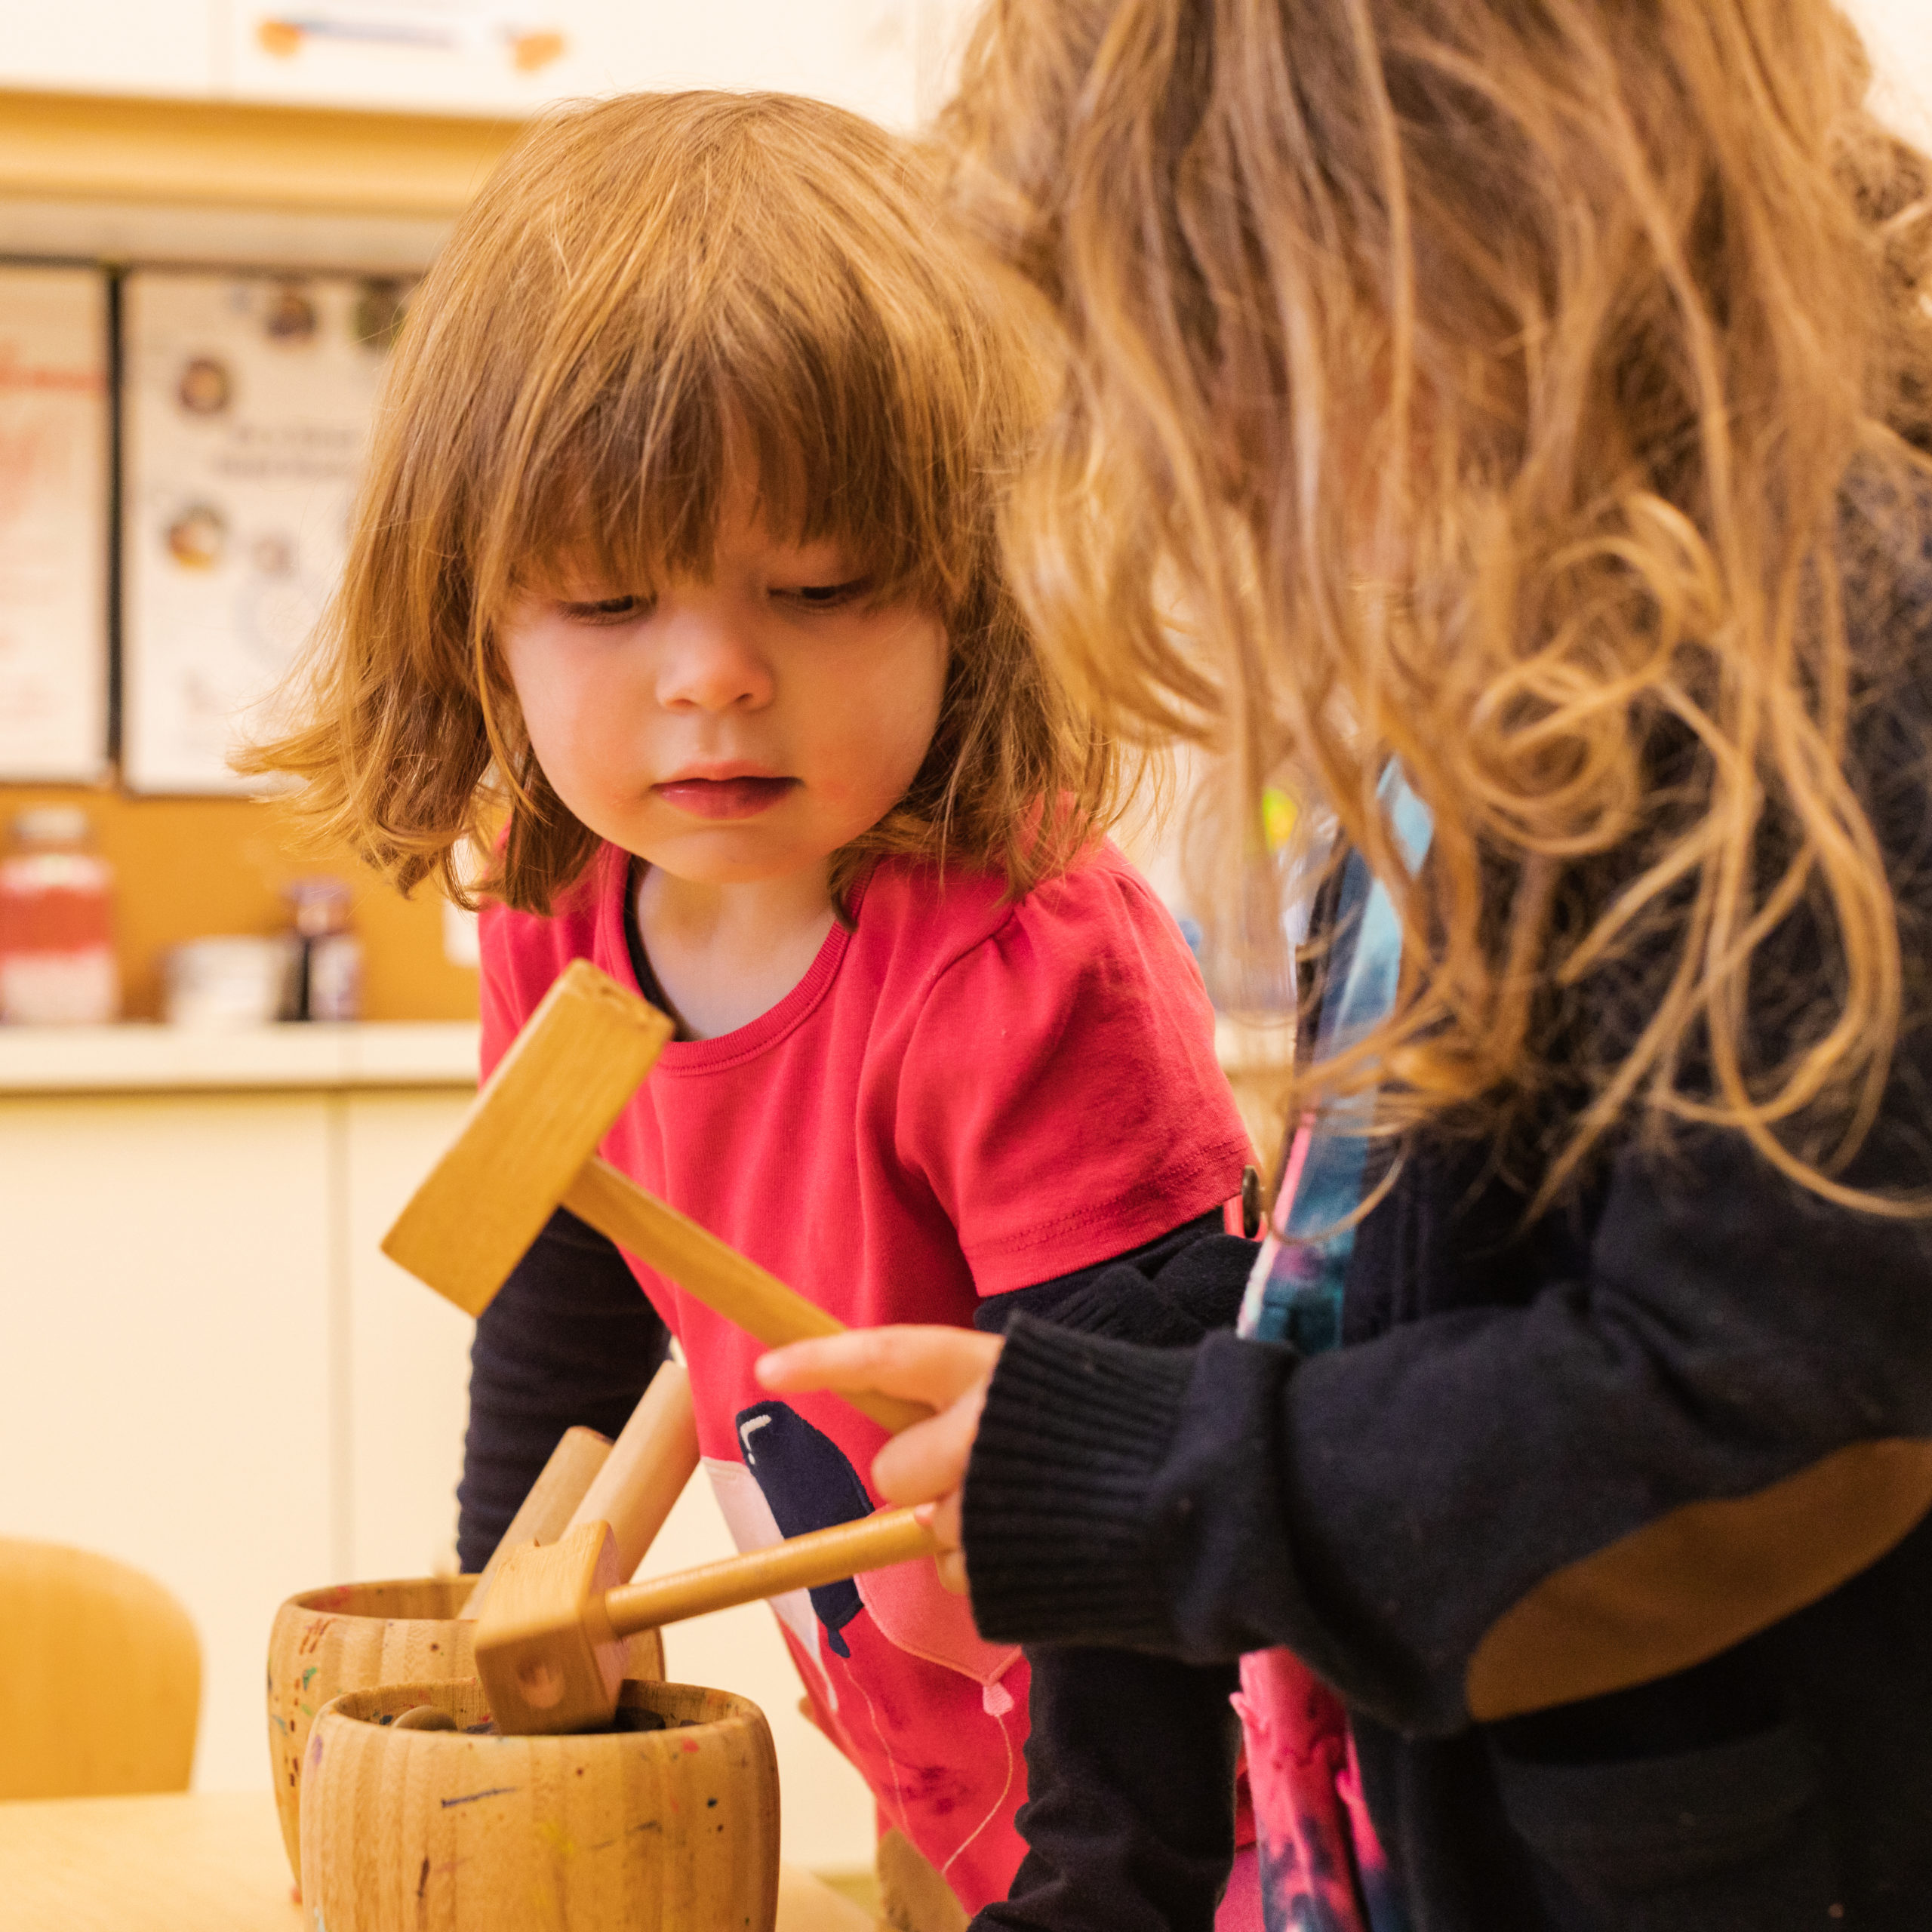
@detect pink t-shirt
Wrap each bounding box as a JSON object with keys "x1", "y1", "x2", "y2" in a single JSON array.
[{"x1": 481, "y1": 841, "x2": 1251, "y2": 1908}]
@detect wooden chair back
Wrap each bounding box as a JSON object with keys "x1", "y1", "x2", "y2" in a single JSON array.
[{"x1": 0, "y1": 1538, "x2": 200, "y2": 1798}]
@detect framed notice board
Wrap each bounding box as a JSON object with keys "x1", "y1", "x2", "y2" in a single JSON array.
[
  {"x1": 0, "y1": 263, "x2": 110, "y2": 783},
  {"x1": 120, "y1": 266, "x2": 410, "y2": 795}
]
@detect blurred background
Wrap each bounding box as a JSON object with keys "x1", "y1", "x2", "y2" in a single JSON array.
[{"x1": 0, "y1": 0, "x2": 1926, "y2": 1878}]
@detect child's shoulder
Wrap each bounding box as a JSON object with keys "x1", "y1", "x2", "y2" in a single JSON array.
[
  {"x1": 477, "y1": 844, "x2": 623, "y2": 1026},
  {"x1": 859, "y1": 843, "x2": 1197, "y2": 991}
]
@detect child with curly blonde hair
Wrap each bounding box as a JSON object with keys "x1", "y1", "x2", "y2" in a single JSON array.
[{"x1": 762, "y1": 5, "x2": 1932, "y2": 1927}]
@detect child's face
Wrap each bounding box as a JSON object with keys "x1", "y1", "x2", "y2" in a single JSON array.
[{"x1": 502, "y1": 491, "x2": 948, "y2": 889}]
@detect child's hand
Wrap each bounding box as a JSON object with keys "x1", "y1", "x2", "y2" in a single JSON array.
[{"x1": 755, "y1": 1326, "x2": 1002, "y2": 1594}]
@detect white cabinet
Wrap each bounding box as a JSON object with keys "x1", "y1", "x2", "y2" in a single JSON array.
[
  {"x1": 0, "y1": 1028, "x2": 478, "y2": 1794},
  {"x1": 0, "y1": 1022, "x2": 876, "y2": 1868},
  {"x1": 340, "y1": 1088, "x2": 476, "y2": 1583},
  {"x1": 0, "y1": 1085, "x2": 335, "y2": 1795}
]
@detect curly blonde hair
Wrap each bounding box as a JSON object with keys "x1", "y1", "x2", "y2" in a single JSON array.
[
  {"x1": 246, "y1": 90, "x2": 1116, "y2": 915},
  {"x1": 940, "y1": 0, "x2": 1932, "y2": 1208}
]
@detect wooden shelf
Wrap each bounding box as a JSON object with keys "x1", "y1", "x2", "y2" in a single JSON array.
[{"x1": 0, "y1": 88, "x2": 520, "y2": 219}]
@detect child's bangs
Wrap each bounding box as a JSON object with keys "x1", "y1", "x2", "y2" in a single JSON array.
[
  {"x1": 468, "y1": 99, "x2": 990, "y2": 624},
  {"x1": 505, "y1": 363, "x2": 960, "y2": 617}
]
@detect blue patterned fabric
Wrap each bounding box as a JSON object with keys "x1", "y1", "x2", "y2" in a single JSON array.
[
  {"x1": 1232, "y1": 767, "x2": 1431, "y2": 1932},
  {"x1": 1238, "y1": 765, "x2": 1433, "y2": 1355}
]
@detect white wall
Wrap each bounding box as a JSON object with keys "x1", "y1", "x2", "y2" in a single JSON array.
[
  {"x1": 0, "y1": 0, "x2": 979, "y2": 129},
  {"x1": 4, "y1": 2, "x2": 1918, "y2": 139},
  {"x1": 1847, "y1": 0, "x2": 1932, "y2": 143},
  {"x1": 0, "y1": 5, "x2": 217, "y2": 98}
]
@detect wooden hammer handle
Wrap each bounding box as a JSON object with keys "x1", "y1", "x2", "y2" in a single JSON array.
[
  {"x1": 560, "y1": 1159, "x2": 933, "y2": 1435},
  {"x1": 601, "y1": 1507, "x2": 940, "y2": 1641},
  {"x1": 461, "y1": 1424, "x2": 612, "y2": 1622},
  {"x1": 565, "y1": 1358, "x2": 698, "y2": 1577}
]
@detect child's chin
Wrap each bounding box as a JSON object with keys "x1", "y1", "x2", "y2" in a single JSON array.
[{"x1": 640, "y1": 829, "x2": 839, "y2": 888}]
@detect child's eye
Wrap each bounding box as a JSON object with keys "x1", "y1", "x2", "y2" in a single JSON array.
[
  {"x1": 774, "y1": 577, "x2": 873, "y2": 611},
  {"x1": 558, "y1": 595, "x2": 652, "y2": 626}
]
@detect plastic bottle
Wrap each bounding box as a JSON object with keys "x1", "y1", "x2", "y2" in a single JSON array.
[
  {"x1": 282, "y1": 875, "x2": 361, "y2": 1023},
  {"x1": 0, "y1": 805, "x2": 120, "y2": 1025}
]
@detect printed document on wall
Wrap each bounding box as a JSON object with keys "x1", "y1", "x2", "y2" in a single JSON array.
[
  {"x1": 228, "y1": 0, "x2": 577, "y2": 112},
  {"x1": 122, "y1": 269, "x2": 410, "y2": 794},
  {"x1": 225, "y1": 0, "x2": 922, "y2": 128},
  {"x1": 0, "y1": 266, "x2": 109, "y2": 783}
]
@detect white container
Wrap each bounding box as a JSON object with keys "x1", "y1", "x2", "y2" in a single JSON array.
[{"x1": 162, "y1": 935, "x2": 297, "y2": 1029}]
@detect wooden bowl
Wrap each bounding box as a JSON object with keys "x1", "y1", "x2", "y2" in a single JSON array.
[
  {"x1": 300, "y1": 1677, "x2": 779, "y2": 1932},
  {"x1": 266, "y1": 1574, "x2": 665, "y2": 1882}
]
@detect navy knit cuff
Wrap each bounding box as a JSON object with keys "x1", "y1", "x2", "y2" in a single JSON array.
[{"x1": 963, "y1": 1314, "x2": 1195, "y2": 1649}]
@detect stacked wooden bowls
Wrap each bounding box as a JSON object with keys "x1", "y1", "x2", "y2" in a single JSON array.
[
  {"x1": 300, "y1": 1677, "x2": 779, "y2": 1931},
  {"x1": 266, "y1": 1574, "x2": 664, "y2": 1881}
]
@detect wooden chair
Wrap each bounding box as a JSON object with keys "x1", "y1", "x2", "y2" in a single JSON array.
[
  {"x1": 875, "y1": 1829, "x2": 968, "y2": 1932},
  {"x1": 0, "y1": 1538, "x2": 200, "y2": 1799}
]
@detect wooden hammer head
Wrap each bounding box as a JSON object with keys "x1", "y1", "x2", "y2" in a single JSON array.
[
  {"x1": 383, "y1": 961, "x2": 673, "y2": 1316},
  {"x1": 473, "y1": 1520, "x2": 629, "y2": 1736}
]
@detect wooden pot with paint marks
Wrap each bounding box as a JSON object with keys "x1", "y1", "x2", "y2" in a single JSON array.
[
  {"x1": 266, "y1": 1576, "x2": 666, "y2": 1885},
  {"x1": 298, "y1": 1678, "x2": 779, "y2": 1932}
]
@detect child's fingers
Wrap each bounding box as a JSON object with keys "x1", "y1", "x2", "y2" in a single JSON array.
[
  {"x1": 870, "y1": 1375, "x2": 987, "y2": 1509},
  {"x1": 758, "y1": 1326, "x2": 995, "y2": 1598},
  {"x1": 915, "y1": 1497, "x2": 969, "y2": 1594},
  {"x1": 757, "y1": 1325, "x2": 1002, "y2": 1413}
]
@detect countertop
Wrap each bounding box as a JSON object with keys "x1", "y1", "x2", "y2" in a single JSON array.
[
  {"x1": 0, "y1": 1020, "x2": 481, "y2": 1095},
  {"x1": 0, "y1": 1014, "x2": 1286, "y2": 1097}
]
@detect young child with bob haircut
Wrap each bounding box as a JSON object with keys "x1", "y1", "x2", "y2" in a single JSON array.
[
  {"x1": 759, "y1": 3, "x2": 1932, "y2": 1929},
  {"x1": 251, "y1": 90, "x2": 1268, "y2": 1930}
]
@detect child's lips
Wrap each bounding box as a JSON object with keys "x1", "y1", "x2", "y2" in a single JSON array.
[{"x1": 654, "y1": 775, "x2": 798, "y2": 820}]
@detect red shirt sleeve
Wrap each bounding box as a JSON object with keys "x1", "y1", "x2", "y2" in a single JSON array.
[
  {"x1": 476, "y1": 855, "x2": 612, "y2": 1081},
  {"x1": 896, "y1": 853, "x2": 1253, "y2": 1294}
]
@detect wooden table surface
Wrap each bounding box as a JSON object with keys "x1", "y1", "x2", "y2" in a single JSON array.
[{"x1": 0, "y1": 1790, "x2": 878, "y2": 1932}]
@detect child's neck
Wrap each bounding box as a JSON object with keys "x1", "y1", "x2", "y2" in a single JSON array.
[{"x1": 633, "y1": 860, "x2": 838, "y2": 1041}]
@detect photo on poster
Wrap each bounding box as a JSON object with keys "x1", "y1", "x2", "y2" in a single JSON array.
[
  {"x1": 0, "y1": 265, "x2": 110, "y2": 784},
  {"x1": 120, "y1": 267, "x2": 414, "y2": 795}
]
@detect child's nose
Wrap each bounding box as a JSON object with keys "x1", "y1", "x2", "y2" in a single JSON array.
[{"x1": 653, "y1": 608, "x2": 774, "y2": 712}]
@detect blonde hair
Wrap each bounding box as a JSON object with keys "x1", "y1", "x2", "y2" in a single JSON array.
[
  {"x1": 248, "y1": 90, "x2": 1115, "y2": 914},
  {"x1": 941, "y1": 0, "x2": 1932, "y2": 1208}
]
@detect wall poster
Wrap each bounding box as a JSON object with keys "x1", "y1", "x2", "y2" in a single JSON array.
[
  {"x1": 228, "y1": 0, "x2": 574, "y2": 112},
  {"x1": 225, "y1": 0, "x2": 928, "y2": 130},
  {"x1": 0, "y1": 264, "x2": 110, "y2": 783},
  {"x1": 121, "y1": 268, "x2": 411, "y2": 795}
]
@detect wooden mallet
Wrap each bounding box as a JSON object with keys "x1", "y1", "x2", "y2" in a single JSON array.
[
  {"x1": 382, "y1": 959, "x2": 928, "y2": 1434},
  {"x1": 475, "y1": 1506, "x2": 941, "y2": 1734},
  {"x1": 388, "y1": 960, "x2": 940, "y2": 1734},
  {"x1": 462, "y1": 1358, "x2": 701, "y2": 1625},
  {"x1": 460, "y1": 1424, "x2": 612, "y2": 1623}
]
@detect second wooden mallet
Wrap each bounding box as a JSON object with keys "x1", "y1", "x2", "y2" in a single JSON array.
[
  {"x1": 381, "y1": 959, "x2": 929, "y2": 1434},
  {"x1": 475, "y1": 1507, "x2": 943, "y2": 1735}
]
